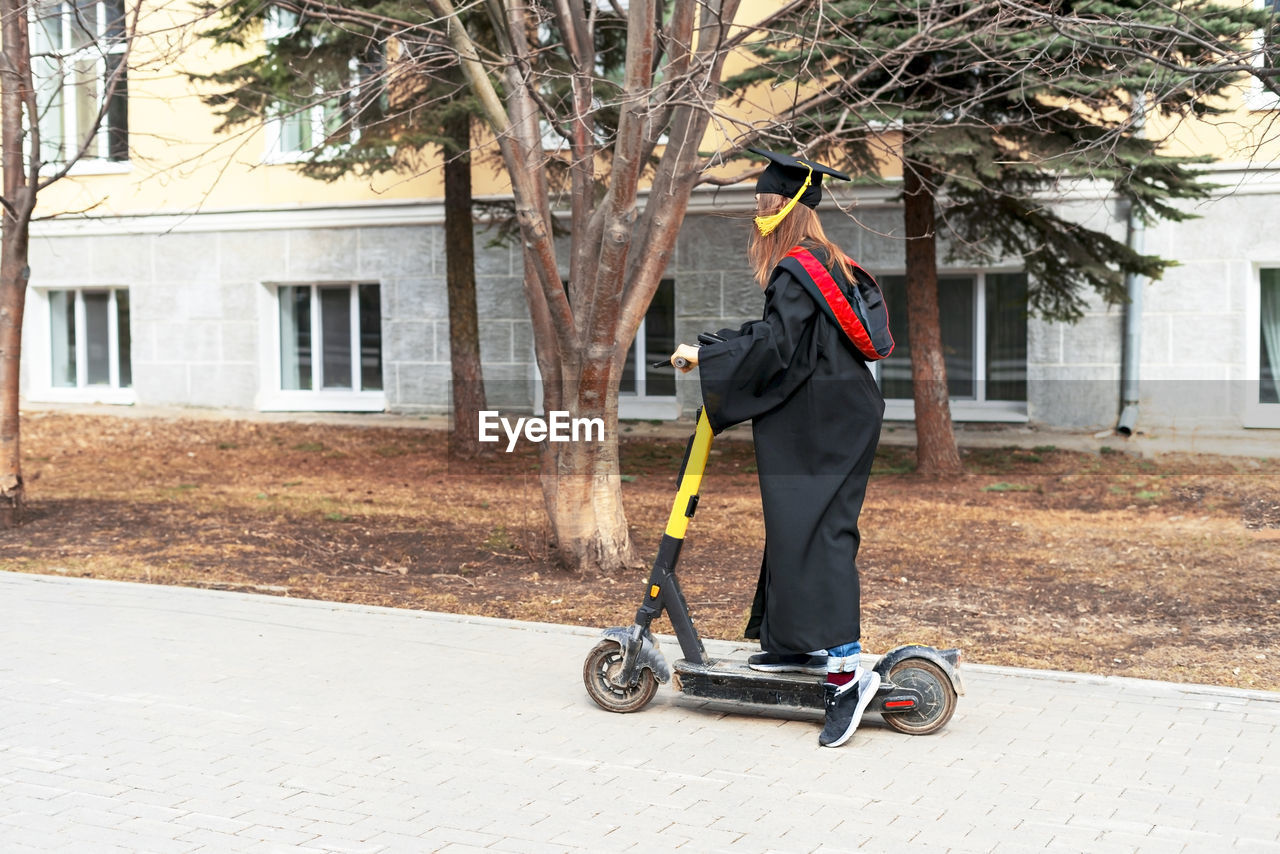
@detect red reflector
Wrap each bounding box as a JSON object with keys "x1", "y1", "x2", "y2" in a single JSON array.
[{"x1": 884, "y1": 699, "x2": 916, "y2": 709}]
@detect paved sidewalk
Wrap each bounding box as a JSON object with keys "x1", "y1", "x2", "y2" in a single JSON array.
[{"x1": 1, "y1": 572, "x2": 1277, "y2": 854}]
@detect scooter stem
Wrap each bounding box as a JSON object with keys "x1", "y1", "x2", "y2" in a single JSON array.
[
  {"x1": 622, "y1": 408, "x2": 715, "y2": 678},
  {"x1": 665, "y1": 408, "x2": 714, "y2": 540}
]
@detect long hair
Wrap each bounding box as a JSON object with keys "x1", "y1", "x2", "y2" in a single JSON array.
[{"x1": 748, "y1": 193, "x2": 854, "y2": 287}]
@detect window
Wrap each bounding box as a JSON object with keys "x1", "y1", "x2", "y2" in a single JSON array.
[
  {"x1": 266, "y1": 56, "x2": 385, "y2": 161},
  {"x1": 1246, "y1": 267, "x2": 1280, "y2": 427},
  {"x1": 263, "y1": 11, "x2": 386, "y2": 161},
  {"x1": 1260, "y1": 268, "x2": 1280, "y2": 406},
  {"x1": 30, "y1": 0, "x2": 129, "y2": 164},
  {"x1": 1248, "y1": 0, "x2": 1280, "y2": 110},
  {"x1": 876, "y1": 272, "x2": 1028, "y2": 417},
  {"x1": 533, "y1": 277, "x2": 677, "y2": 417},
  {"x1": 620, "y1": 278, "x2": 676, "y2": 401},
  {"x1": 531, "y1": 277, "x2": 678, "y2": 418},
  {"x1": 48, "y1": 288, "x2": 132, "y2": 390},
  {"x1": 277, "y1": 284, "x2": 382, "y2": 394}
]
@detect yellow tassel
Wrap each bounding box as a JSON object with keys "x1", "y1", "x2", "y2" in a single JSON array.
[{"x1": 754, "y1": 165, "x2": 813, "y2": 236}]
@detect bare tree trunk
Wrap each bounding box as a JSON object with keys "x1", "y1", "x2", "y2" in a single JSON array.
[
  {"x1": 441, "y1": 108, "x2": 487, "y2": 459},
  {"x1": 539, "y1": 388, "x2": 636, "y2": 573},
  {"x1": 429, "y1": 0, "x2": 737, "y2": 573},
  {"x1": 0, "y1": 236, "x2": 28, "y2": 529},
  {"x1": 1, "y1": 0, "x2": 34, "y2": 527},
  {"x1": 902, "y1": 159, "x2": 964, "y2": 478},
  {"x1": 524, "y1": 247, "x2": 637, "y2": 573}
]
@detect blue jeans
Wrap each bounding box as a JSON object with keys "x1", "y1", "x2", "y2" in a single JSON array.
[{"x1": 825, "y1": 641, "x2": 862, "y2": 674}]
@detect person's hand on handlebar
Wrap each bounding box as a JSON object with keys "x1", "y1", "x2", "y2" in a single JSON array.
[{"x1": 669, "y1": 343, "x2": 700, "y2": 372}]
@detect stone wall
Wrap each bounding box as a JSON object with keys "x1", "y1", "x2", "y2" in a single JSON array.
[
  {"x1": 1133, "y1": 190, "x2": 1280, "y2": 432},
  {"x1": 20, "y1": 176, "x2": 1280, "y2": 434},
  {"x1": 23, "y1": 220, "x2": 533, "y2": 414}
]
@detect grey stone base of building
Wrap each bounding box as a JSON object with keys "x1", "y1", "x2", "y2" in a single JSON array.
[{"x1": 20, "y1": 186, "x2": 1280, "y2": 435}]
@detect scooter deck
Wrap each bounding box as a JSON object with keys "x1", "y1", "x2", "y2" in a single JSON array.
[{"x1": 672, "y1": 658, "x2": 827, "y2": 710}]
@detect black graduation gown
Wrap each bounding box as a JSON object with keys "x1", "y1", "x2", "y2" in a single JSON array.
[{"x1": 698, "y1": 252, "x2": 884, "y2": 655}]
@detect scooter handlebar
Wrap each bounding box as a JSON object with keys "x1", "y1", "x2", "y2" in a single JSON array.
[{"x1": 652, "y1": 333, "x2": 722, "y2": 370}]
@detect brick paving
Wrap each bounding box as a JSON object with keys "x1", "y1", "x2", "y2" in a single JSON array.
[{"x1": 2, "y1": 571, "x2": 1278, "y2": 853}]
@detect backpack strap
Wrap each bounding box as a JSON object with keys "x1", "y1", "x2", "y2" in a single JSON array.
[{"x1": 778, "y1": 247, "x2": 894, "y2": 361}]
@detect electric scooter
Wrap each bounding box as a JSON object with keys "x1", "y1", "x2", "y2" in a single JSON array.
[{"x1": 583, "y1": 369, "x2": 964, "y2": 735}]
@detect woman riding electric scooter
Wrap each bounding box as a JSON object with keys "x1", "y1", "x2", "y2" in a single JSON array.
[{"x1": 669, "y1": 148, "x2": 895, "y2": 748}]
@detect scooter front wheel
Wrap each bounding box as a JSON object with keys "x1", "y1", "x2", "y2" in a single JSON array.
[
  {"x1": 881, "y1": 657, "x2": 957, "y2": 735},
  {"x1": 583, "y1": 640, "x2": 659, "y2": 713}
]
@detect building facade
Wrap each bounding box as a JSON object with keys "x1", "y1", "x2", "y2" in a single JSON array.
[
  {"x1": 21, "y1": 168, "x2": 1280, "y2": 434},
  {"x1": 17, "y1": 0, "x2": 1280, "y2": 436}
]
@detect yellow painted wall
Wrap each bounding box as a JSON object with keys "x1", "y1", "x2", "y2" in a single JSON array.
[
  {"x1": 1148, "y1": 84, "x2": 1280, "y2": 164},
  {"x1": 37, "y1": 0, "x2": 810, "y2": 218},
  {"x1": 34, "y1": 0, "x2": 1280, "y2": 220},
  {"x1": 36, "y1": 0, "x2": 455, "y2": 218}
]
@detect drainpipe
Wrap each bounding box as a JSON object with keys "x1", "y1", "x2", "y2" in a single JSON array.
[
  {"x1": 1117, "y1": 94, "x2": 1145, "y2": 437},
  {"x1": 1116, "y1": 206, "x2": 1144, "y2": 436}
]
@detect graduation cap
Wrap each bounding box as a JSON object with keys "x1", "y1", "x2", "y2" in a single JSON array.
[
  {"x1": 750, "y1": 148, "x2": 850, "y2": 209},
  {"x1": 749, "y1": 148, "x2": 850, "y2": 236}
]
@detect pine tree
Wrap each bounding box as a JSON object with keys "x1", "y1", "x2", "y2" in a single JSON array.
[{"x1": 736, "y1": 0, "x2": 1271, "y2": 475}]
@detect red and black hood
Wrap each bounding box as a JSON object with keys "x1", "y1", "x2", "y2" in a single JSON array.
[{"x1": 773, "y1": 246, "x2": 895, "y2": 361}]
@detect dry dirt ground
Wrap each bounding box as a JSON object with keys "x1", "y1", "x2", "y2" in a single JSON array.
[{"x1": 5, "y1": 411, "x2": 1279, "y2": 691}]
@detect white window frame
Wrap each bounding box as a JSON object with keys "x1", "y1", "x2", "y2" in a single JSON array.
[
  {"x1": 30, "y1": 0, "x2": 130, "y2": 167},
  {"x1": 256, "y1": 281, "x2": 387, "y2": 412},
  {"x1": 261, "y1": 7, "x2": 311, "y2": 163},
  {"x1": 618, "y1": 278, "x2": 679, "y2": 420},
  {"x1": 264, "y1": 79, "x2": 360, "y2": 165},
  {"x1": 265, "y1": 102, "x2": 328, "y2": 164},
  {"x1": 875, "y1": 269, "x2": 1030, "y2": 423},
  {"x1": 531, "y1": 277, "x2": 680, "y2": 420},
  {"x1": 262, "y1": 9, "x2": 380, "y2": 165},
  {"x1": 25, "y1": 286, "x2": 136, "y2": 405},
  {"x1": 1247, "y1": 0, "x2": 1280, "y2": 111},
  {"x1": 618, "y1": 314, "x2": 679, "y2": 420},
  {"x1": 1245, "y1": 263, "x2": 1280, "y2": 428},
  {"x1": 533, "y1": 7, "x2": 669, "y2": 154}
]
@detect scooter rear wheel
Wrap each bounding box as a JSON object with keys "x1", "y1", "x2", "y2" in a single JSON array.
[
  {"x1": 583, "y1": 640, "x2": 659, "y2": 713},
  {"x1": 881, "y1": 658, "x2": 957, "y2": 735}
]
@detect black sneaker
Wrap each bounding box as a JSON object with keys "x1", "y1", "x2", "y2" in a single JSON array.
[
  {"x1": 819, "y1": 670, "x2": 881, "y2": 748},
  {"x1": 747, "y1": 651, "x2": 828, "y2": 676}
]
